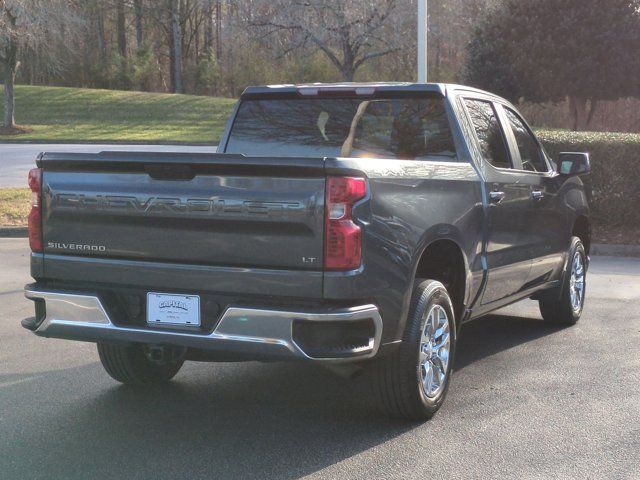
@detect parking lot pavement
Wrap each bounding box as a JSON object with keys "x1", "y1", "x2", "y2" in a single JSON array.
[
  {"x1": 0, "y1": 143, "x2": 216, "y2": 188},
  {"x1": 1, "y1": 237, "x2": 638, "y2": 480}
]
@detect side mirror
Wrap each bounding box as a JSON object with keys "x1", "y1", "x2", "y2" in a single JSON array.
[{"x1": 557, "y1": 152, "x2": 590, "y2": 176}]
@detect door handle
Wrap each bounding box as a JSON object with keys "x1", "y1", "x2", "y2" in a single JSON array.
[
  {"x1": 489, "y1": 191, "x2": 505, "y2": 204},
  {"x1": 531, "y1": 190, "x2": 544, "y2": 200}
]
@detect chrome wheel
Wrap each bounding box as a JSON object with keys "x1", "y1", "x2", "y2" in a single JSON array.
[
  {"x1": 569, "y1": 251, "x2": 585, "y2": 312},
  {"x1": 418, "y1": 304, "x2": 451, "y2": 398}
]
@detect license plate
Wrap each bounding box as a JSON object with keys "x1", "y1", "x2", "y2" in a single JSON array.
[{"x1": 147, "y1": 293, "x2": 200, "y2": 327}]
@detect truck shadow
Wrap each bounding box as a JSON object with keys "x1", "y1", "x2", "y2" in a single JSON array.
[
  {"x1": 2, "y1": 312, "x2": 565, "y2": 480},
  {"x1": 455, "y1": 313, "x2": 565, "y2": 370}
]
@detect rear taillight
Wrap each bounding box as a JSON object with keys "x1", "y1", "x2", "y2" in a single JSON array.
[
  {"x1": 324, "y1": 176, "x2": 367, "y2": 271},
  {"x1": 28, "y1": 168, "x2": 43, "y2": 252}
]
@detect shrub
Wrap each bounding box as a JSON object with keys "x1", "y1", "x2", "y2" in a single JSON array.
[
  {"x1": 536, "y1": 129, "x2": 640, "y2": 227},
  {"x1": 132, "y1": 44, "x2": 157, "y2": 92}
]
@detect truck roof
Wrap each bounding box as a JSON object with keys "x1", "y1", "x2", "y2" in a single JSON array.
[{"x1": 240, "y1": 82, "x2": 494, "y2": 99}]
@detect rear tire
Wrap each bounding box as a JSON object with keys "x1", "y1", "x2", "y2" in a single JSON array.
[
  {"x1": 97, "y1": 343, "x2": 184, "y2": 385},
  {"x1": 372, "y1": 280, "x2": 456, "y2": 421},
  {"x1": 538, "y1": 237, "x2": 586, "y2": 325}
]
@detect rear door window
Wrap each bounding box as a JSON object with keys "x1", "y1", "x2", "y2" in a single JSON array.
[
  {"x1": 226, "y1": 97, "x2": 457, "y2": 160},
  {"x1": 463, "y1": 99, "x2": 512, "y2": 169}
]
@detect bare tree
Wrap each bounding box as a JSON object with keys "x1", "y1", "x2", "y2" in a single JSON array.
[
  {"x1": 0, "y1": 2, "x2": 18, "y2": 130},
  {"x1": 3, "y1": 0, "x2": 507, "y2": 103},
  {"x1": 203, "y1": 0, "x2": 213, "y2": 55},
  {"x1": 215, "y1": 0, "x2": 221, "y2": 60},
  {"x1": 96, "y1": 3, "x2": 108, "y2": 68},
  {"x1": 116, "y1": 0, "x2": 130, "y2": 88},
  {"x1": 133, "y1": 0, "x2": 144, "y2": 49},
  {"x1": 251, "y1": 0, "x2": 400, "y2": 81},
  {"x1": 0, "y1": 0, "x2": 80, "y2": 131},
  {"x1": 170, "y1": 0, "x2": 184, "y2": 93}
]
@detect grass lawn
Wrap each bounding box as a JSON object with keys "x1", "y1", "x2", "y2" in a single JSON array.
[
  {"x1": 0, "y1": 188, "x2": 30, "y2": 226},
  {"x1": 0, "y1": 85, "x2": 236, "y2": 143}
]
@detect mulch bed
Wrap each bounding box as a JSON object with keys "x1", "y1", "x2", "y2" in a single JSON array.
[
  {"x1": 592, "y1": 224, "x2": 640, "y2": 245},
  {"x1": 0, "y1": 125, "x2": 34, "y2": 135}
]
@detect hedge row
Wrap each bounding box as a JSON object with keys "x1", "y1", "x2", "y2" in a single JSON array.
[{"x1": 536, "y1": 129, "x2": 640, "y2": 226}]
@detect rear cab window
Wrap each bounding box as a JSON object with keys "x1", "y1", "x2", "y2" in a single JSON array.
[{"x1": 225, "y1": 96, "x2": 457, "y2": 161}]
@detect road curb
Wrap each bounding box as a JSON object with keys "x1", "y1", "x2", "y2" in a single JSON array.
[
  {"x1": 591, "y1": 243, "x2": 640, "y2": 257},
  {"x1": 0, "y1": 227, "x2": 28, "y2": 238}
]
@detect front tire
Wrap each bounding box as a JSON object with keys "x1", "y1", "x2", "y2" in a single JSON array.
[
  {"x1": 538, "y1": 237, "x2": 587, "y2": 325},
  {"x1": 97, "y1": 343, "x2": 184, "y2": 385},
  {"x1": 372, "y1": 280, "x2": 456, "y2": 421}
]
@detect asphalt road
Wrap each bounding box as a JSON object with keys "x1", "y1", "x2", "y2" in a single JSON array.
[
  {"x1": 1, "y1": 238, "x2": 639, "y2": 479},
  {"x1": 0, "y1": 143, "x2": 217, "y2": 188}
]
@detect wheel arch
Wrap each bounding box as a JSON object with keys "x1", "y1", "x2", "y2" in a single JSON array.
[
  {"x1": 572, "y1": 214, "x2": 591, "y2": 256},
  {"x1": 411, "y1": 234, "x2": 470, "y2": 328}
]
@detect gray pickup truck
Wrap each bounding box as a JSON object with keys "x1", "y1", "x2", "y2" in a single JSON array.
[{"x1": 23, "y1": 83, "x2": 591, "y2": 420}]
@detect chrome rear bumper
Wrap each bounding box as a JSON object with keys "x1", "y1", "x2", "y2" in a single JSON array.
[{"x1": 24, "y1": 286, "x2": 382, "y2": 363}]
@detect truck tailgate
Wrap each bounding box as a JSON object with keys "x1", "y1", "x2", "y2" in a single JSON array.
[{"x1": 40, "y1": 152, "x2": 325, "y2": 272}]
